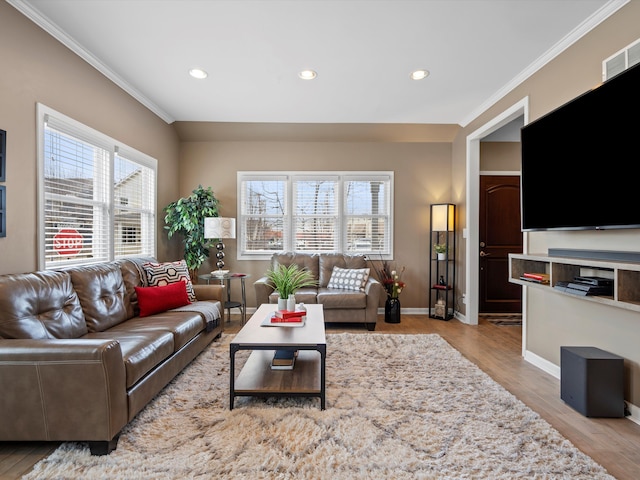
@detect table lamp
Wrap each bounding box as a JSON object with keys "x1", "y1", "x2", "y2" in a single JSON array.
[{"x1": 204, "y1": 217, "x2": 236, "y2": 272}]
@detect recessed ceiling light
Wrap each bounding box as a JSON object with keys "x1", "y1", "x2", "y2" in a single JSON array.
[
  {"x1": 189, "y1": 68, "x2": 208, "y2": 79},
  {"x1": 298, "y1": 69, "x2": 317, "y2": 80},
  {"x1": 410, "y1": 69, "x2": 430, "y2": 80}
]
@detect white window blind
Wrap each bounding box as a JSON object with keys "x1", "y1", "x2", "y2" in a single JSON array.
[
  {"x1": 344, "y1": 176, "x2": 390, "y2": 253},
  {"x1": 38, "y1": 104, "x2": 157, "y2": 269},
  {"x1": 238, "y1": 172, "x2": 393, "y2": 259},
  {"x1": 239, "y1": 175, "x2": 287, "y2": 253},
  {"x1": 293, "y1": 176, "x2": 339, "y2": 252},
  {"x1": 113, "y1": 148, "x2": 156, "y2": 258}
]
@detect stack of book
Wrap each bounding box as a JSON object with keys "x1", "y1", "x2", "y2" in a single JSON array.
[
  {"x1": 261, "y1": 309, "x2": 307, "y2": 327},
  {"x1": 520, "y1": 272, "x2": 550, "y2": 284},
  {"x1": 272, "y1": 309, "x2": 306, "y2": 322},
  {"x1": 271, "y1": 350, "x2": 297, "y2": 370}
]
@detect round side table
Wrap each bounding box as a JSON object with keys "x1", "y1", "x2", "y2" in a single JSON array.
[{"x1": 198, "y1": 272, "x2": 251, "y2": 324}]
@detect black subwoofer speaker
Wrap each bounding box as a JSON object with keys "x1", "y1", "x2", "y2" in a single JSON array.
[{"x1": 560, "y1": 346, "x2": 624, "y2": 417}]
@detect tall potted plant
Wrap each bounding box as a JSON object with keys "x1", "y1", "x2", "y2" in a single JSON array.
[
  {"x1": 266, "y1": 264, "x2": 317, "y2": 310},
  {"x1": 164, "y1": 185, "x2": 220, "y2": 278}
]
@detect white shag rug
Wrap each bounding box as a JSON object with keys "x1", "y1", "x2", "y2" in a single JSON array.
[{"x1": 24, "y1": 333, "x2": 614, "y2": 479}]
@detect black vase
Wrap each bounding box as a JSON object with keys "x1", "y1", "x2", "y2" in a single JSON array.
[{"x1": 385, "y1": 297, "x2": 401, "y2": 323}]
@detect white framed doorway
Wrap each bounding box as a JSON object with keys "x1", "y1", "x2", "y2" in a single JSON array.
[{"x1": 464, "y1": 97, "x2": 529, "y2": 325}]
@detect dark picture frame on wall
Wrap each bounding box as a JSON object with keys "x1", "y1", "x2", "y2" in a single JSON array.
[
  {"x1": 0, "y1": 129, "x2": 5, "y2": 182},
  {"x1": 0, "y1": 186, "x2": 5, "y2": 237}
]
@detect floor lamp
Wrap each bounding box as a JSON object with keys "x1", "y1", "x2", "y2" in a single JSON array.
[{"x1": 204, "y1": 217, "x2": 236, "y2": 273}]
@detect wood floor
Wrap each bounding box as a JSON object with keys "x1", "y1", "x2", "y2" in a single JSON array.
[{"x1": 2, "y1": 314, "x2": 639, "y2": 479}]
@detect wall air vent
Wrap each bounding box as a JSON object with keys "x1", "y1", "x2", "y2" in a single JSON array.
[{"x1": 603, "y1": 38, "x2": 640, "y2": 80}]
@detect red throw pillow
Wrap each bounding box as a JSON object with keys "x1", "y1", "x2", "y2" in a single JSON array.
[{"x1": 135, "y1": 281, "x2": 191, "y2": 317}]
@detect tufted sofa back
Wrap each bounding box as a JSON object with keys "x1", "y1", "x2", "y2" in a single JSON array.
[
  {"x1": 0, "y1": 257, "x2": 155, "y2": 339},
  {"x1": 0, "y1": 270, "x2": 87, "y2": 339},
  {"x1": 65, "y1": 263, "x2": 130, "y2": 333}
]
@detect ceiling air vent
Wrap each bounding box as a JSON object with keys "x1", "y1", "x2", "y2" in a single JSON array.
[{"x1": 603, "y1": 38, "x2": 640, "y2": 80}]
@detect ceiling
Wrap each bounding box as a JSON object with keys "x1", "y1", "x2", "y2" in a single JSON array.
[{"x1": 10, "y1": 0, "x2": 623, "y2": 126}]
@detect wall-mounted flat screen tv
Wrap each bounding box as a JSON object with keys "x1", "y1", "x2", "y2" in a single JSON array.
[{"x1": 520, "y1": 61, "x2": 640, "y2": 231}]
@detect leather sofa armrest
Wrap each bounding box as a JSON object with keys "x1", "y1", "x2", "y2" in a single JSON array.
[
  {"x1": 364, "y1": 277, "x2": 384, "y2": 321},
  {"x1": 192, "y1": 283, "x2": 226, "y2": 302},
  {"x1": 254, "y1": 276, "x2": 274, "y2": 306},
  {"x1": 180, "y1": 284, "x2": 225, "y2": 327},
  {"x1": 0, "y1": 339, "x2": 128, "y2": 442}
]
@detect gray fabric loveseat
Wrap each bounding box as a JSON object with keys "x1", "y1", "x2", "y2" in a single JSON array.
[
  {"x1": 254, "y1": 253, "x2": 383, "y2": 330},
  {"x1": 0, "y1": 257, "x2": 224, "y2": 455}
]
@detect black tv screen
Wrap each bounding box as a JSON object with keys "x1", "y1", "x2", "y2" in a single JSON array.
[{"x1": 520, "y1": 62, "x2": 640, "y2": 231}]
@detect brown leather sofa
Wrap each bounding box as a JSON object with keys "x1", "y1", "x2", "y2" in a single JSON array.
[
  {"x1": 0, "y1": 257, "x2": 225, "y2": 455},
  {"x1": 254, "y1": 253, "x2": 383, "y2": 331}
]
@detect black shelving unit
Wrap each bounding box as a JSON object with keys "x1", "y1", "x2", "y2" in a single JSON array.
[{"x1": 429, "y1": 203, "x2": 455, "y2": 320}]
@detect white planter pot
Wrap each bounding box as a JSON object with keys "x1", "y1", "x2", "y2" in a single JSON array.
[
  {"x1": 277, "y1": 297, "x2": 287, "y2": 311},
  {"x1": 437, "y1": 253, "x2": 446, "y2": 260},
  {"x1": 287, "y1": 294, "x2": 296, "y2": 312}
]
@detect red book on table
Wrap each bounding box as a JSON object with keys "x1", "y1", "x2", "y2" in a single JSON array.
[
  {"x1": 270, "y1": 315, "x2": 305, "y2": 323},
  {"x1": 274, "y1": 309, "x2": 306, "y2": 320}
]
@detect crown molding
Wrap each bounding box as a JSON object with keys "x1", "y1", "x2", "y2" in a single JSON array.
[
  {"x1": 7, "y1": 0, "x2": 175, "y2": 124},
  {"x1": 460, "y1": 0, "x2": 629, "y2": 127}
]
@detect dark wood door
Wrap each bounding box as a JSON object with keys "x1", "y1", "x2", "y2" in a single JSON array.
[{"x1": 479, "y1": 175, "x2": 522, "y2": 313}]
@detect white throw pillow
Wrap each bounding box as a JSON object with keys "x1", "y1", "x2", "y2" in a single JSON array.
[
  {"x1": 326, "y1": 266, "x2": 370, "y2": 292},
  {"x1": 143, "y1": 260, "x2": 196, "y2": 302}
]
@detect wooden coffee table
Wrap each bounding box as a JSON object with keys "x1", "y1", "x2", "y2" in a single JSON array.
[{"x1": 229, "y1": 303, "x2": 327, "y2": 410}]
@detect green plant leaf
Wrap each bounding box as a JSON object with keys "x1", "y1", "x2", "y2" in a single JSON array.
[
  {"x1": 163, "y1": 185, "x2": 220, "y2": 274},
  {"x1": 266, "y1": 264, "x2": 317, "y2": 299}
]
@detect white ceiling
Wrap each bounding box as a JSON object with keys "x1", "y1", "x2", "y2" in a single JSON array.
[{"x1": 10, "y1": 0, "x2": 623, "y2": 126}]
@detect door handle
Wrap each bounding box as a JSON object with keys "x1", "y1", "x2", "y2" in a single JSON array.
[{"x1": 480, "y1": 251, "x2": 491, "y2": 257}]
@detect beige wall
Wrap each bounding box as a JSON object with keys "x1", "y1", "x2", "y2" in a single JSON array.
[
  {"x1": 0, "y1": 2, "x2": 181, "y2": 275},
  {"x1": 453, "y1": 1, "x2": 640, "y2": 407},
  {"x1": 178, "y1": 139, "x2": 452, "y2": 309},
  {"x1": 480, "y1": 142, "x2": 520, "y2": 171}
]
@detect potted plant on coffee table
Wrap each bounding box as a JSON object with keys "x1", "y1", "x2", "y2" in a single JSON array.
[{"x1": 266, "y1": 264, "x2": 317, "y2": 311}]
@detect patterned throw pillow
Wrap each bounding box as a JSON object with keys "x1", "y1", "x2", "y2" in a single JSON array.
[
  {"x1": 143, "y1": 260, "x2": 196, "y2": 302},
  {"x1": 326, "y1": 266, "x2": 370, "y2": 292}
]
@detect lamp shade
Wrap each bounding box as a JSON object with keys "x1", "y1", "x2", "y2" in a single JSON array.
[
  {"x1": 431, "y1": 204, "x2": 455, "y2": 232},
  {"x1": 204, "y1": 217, "x2": 236, "y2": 239}
]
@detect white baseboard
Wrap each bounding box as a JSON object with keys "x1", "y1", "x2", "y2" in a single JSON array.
[
  {"x1": 524, "y1": 349, "x2": 640, "y2": 425},
  {"x1": 401, "y1": 307, "x2": 429, "y2": 315},
  {"x1": 626, "y1": 402, "x2": 640, "y2": 425},
  {"x1": 377, "y1": 307, "x2": 428, "y2": 315},
  {"x1": 524, "y1": 350, "x2": 561, "y2": 378}
]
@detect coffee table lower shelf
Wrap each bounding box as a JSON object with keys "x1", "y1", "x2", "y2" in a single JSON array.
[{"x1": 230, "y1": 348, "x2": 325, "y2": 409}]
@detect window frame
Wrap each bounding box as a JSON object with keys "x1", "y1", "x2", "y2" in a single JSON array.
[
  {"x1": 37, "y1": 103, "x2": 157, "y2": 270},
  {"x1": 237, "y1": 171, "x2": 394, "y2": 260}
]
